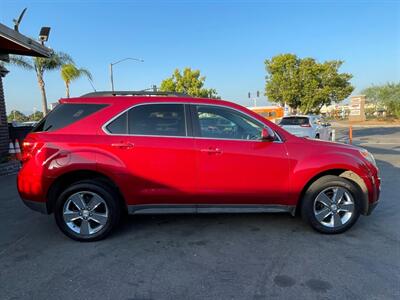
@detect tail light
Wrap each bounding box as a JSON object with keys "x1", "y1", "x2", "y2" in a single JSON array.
[
  {"x1": 21, "y1": 138, "x2": 44, "y2": 162},
  {"x1": 300, "y1": 123, "x2": 311, "y2": 127}
]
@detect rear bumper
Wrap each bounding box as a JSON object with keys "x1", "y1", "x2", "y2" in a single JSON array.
[
  {"x1": 17, "y1": 165, "x2": 50, "y2": 214},
  {"x1": 21, "y1": 198, "x2": 48, "y2": 214},
  {"x1": 17, "y1": 163, "x2": 50, "y2": 202}
]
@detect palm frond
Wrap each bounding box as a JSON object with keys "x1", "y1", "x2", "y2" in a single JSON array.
[
  {"x1": 8, "y1": 55, "x2": 34, "y2": 70},
  {"x1": 78, "y1": 68, "x2": 93, "y2": 81},
  {"x1": 36, "y1": 51, "x2": 75, "y2": 71},
  {"x1": 61, "y1": 64, "x2": 92, "y2": 82},
  {"x1": 60, "y1": 63, "x2": 77, "y2": 82}
]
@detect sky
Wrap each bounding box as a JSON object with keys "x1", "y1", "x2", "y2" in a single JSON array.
[{"x1": 1, "y1": 0, "x2": 399, "y2": 114}]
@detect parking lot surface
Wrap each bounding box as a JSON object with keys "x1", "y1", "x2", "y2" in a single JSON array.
[{"x1": 0, "y1": 127, "x2": 399, "y2": 299}]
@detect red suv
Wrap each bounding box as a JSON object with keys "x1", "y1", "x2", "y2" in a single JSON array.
[{"x1": 17, "y1": 91, "x2": 380, "y2": 241}]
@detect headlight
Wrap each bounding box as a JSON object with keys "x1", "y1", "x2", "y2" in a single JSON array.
[{"x1": 359, "y1": 149, "x2": 377, "y2": 168}]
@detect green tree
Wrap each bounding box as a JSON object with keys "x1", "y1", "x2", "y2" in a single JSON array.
[
  {"x1": 362, "y1": 83, "x2": 400, "y2": 118},
  {"x1": 265, "y1": 54, "x2": 302, "y2": 109},
  {"x1": 7, "y1": 110, "x2": 28, "y2": 122},
  {"x1": 28, "y1": 111, "x2": 44, "y2": 121},
  {"x1": 265, "y1": 54, "x2": 354, "y2": 114},
  {"x1": 299, "y1": 59, "x2": 354, "y2": 113},
  {"x1": 9, "y1": 52, "x2": 73, "y2": 115},
  {"x1": 160, "y1": 68, "x2": 218, "y2": 98},
  {"x1": 61, "y1": 64, "x2": 92, "y2": 98}
]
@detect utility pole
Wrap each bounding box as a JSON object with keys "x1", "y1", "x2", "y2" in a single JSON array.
[
  {"x1": 110, "y1": 63, "x2": 114, "y2": 92},
  {"x1": 109, "y1": 57, "x2": 144, "y2": 92}
]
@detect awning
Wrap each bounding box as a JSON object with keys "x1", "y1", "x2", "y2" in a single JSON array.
[{"x1": 0, "y1": 22, "x2": 51, "y2": 57}]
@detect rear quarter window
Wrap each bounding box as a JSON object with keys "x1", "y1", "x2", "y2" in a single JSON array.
[{"x1": 33, "y1": 103, "x2": 107, "y2": 132}]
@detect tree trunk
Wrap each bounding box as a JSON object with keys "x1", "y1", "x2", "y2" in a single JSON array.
[
  {"x1": 37, "y1": 73, "x2": 48, "y2": 115},
  {"x1": 66, "y1": 82, "x2": 70, "y2": 98}
]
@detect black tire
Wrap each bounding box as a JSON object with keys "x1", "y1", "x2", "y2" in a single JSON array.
[
  {"x1": 54, "y1": 180, "x2": 121, "y2": 241},
  {"x1": 301, "y1": 175, "x2": 361, "y2": 234},
  {"x1": 315, "y1": 133, "x2": 320, "y2": 139}
]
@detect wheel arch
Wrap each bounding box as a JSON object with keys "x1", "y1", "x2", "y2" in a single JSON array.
[
  {"x1": 46, "y1": 169, "x2": 127, "y2": 214},
  {"x1": 295, "y1": 168, "x2": 369, "y2": 216}
]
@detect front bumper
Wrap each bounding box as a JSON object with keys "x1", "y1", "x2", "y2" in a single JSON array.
[
  {"x1": 365, "y1": 175, "x2": 380, "y2": 215},
  {"x1": 366, "y1": 200, "x2": 379, "y2": 216}
]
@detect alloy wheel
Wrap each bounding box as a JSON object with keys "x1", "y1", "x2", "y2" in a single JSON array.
[
  {"x1": 63, "y1": 191, "x2": 109, "y2": 236},
  {"x1": 313, "y1": 186, "x2": 355, "y2": 228}
]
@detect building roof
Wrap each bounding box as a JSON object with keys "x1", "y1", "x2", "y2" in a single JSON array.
[{"x1": 0, "y1": 22, "x2": 51, "y2": 58}]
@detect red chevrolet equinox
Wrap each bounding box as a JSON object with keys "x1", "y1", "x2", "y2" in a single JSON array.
[{"x1": 17, "y1": 91, "x2": 380, "y2": 241}]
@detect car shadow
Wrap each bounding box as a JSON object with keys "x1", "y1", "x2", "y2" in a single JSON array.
[{"x1": 112, "y1": 212, "x2": 309, "y2": 241}]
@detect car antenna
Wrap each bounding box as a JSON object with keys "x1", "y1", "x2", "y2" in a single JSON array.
[{"x1": 87, "y1": 78, "x2": 97, "y2": 92}]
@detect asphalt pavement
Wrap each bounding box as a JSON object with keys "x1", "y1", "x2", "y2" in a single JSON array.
[{"x1": 0, "y1": 127, "x2": 399, "y2": 300}]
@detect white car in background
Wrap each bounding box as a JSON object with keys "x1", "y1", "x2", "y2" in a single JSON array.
[{"x1": 279, "y1": 115, "x2": 332, "y2": 140}]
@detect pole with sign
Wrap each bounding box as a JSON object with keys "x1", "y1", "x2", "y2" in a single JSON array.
[{"x1": 348, "y1": 95, "x2": 366, "y2": 122}]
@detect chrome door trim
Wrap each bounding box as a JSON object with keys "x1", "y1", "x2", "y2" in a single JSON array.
[
  {"x1": 101, "y1": 101, "x2": 283, "y2": 143},
  {"x1": 190, "y1": 103, "x2": 283, "y2": 143},
  {"x1": 102, "y1": 102, "x2": 189, "y2": 137}
]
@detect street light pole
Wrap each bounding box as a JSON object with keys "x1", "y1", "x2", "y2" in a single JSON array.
[
  {"x1": 109, "y1": 57, "x2": 144, "y2": 92},
  {"x1": 110, "y1": 63, "x2": 114, "y2": 91}
]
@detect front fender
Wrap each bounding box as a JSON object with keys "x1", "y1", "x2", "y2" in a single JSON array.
[{"x1": 289, "y1": 151, "x2": 371, "y2": 206}]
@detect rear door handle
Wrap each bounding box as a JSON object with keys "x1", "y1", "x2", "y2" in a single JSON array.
[
  {"x1": 200, "y1": 147, "x2": 223, "y2": 154},
  {"x1": 111, "y1": 142, "x2": 134, "y2": 149}
]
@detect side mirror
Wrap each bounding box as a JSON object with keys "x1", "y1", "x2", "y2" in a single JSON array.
[{"x1": 261, "y1": 127, "x2": 276, "y2": 142}]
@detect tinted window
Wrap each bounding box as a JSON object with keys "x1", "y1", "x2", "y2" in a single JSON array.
[
  {"x1": 194, "y1": 105, "x2": 262, "y2": 140},
  {"x1": 128, "y1": 104, "x2": 186, "y2": 136},
  {"x1": 34, "y1": 104, "x2": 107, "y2": 132},
  {"x1": 106, "y1": 112, "x2": 128, "y2": 134},
  {"x1": 279, "y1": 117, "x2": 310, "y2": 126}
]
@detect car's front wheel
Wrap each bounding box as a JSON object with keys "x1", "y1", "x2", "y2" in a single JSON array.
[
  {"x1": 54, "y1": 180, "x2": 121, "y2": 241},
  {"x1": 301, "y1": 175, "x2": 361, "y2": 234}
]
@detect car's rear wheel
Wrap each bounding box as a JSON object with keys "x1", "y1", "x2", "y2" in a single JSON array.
[
  {"x1": 301, "y1": 175, "x2": 361, "y2": 234},
  {"x1": 54, "y1": 181, "x2": 121, "y2": 241}
]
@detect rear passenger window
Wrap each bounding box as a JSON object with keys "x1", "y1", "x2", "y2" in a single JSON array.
[
  {"x1": 33, "y1": 104, "x2": 107, "y2": 132},
  {"x1": 128, "y1": 104, "x2": 186, "y2": 136}
]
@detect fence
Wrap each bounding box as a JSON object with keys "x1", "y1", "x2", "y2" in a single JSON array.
[{"x1": 8, "y1": 124, "x2": 33, "y2": 144}]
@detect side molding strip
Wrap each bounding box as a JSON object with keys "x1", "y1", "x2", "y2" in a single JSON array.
[{"x1": 128, "y1": 204, "x2": 296, "y2": 216}]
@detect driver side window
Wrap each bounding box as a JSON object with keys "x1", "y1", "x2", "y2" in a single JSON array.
[{"x1": 194, "y1": 105, "x2": 263, "y2": 140}]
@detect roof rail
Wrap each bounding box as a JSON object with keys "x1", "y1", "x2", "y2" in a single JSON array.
[{"x1": 80, "y1": 91, "x2": 189, "y2": 98}]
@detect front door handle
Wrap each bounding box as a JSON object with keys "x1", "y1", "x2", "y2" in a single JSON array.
[
  {"x1": 111, "y1": 142, "x2": 134, "y2": 149},
  {"x1": 200, "y1": 147, "x2": 223, "y2": 154}
]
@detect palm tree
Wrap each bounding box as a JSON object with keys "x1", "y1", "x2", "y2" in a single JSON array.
[
  {"x1": 60, "y1": 64, "x2": 92, "y2": 98},
  {"x1": 9, "y1": 52, "x2": 73, "y2": 115}
]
